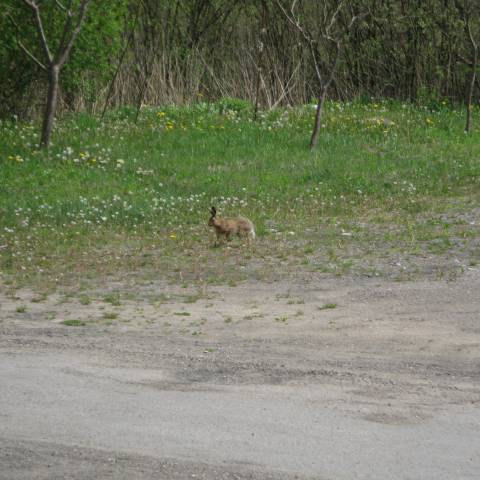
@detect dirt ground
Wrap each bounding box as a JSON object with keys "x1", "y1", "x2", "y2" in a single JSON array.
[{"x1": 1, "y1": 265, "x2": 480, "y2": 479}]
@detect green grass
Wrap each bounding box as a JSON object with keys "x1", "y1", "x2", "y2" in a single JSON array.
[
  {"x1": 61, "y1": 319, "x2": 86, "y2": 327},
  {"x1": 0, "y1": 99, "x2": 479, "y2": 285},
  {"x1": 319, "y1": 303, "x2": 337, "y2": 310},
  {"x1": 103, "y1": 293, "x2": 121, "y2": 306},
  {"x1": 78, "y1": 294, "x2": 91, "y2": 305}
]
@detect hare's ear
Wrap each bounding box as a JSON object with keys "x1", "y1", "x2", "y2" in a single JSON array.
[{"x1": 210, "y1": 206, "x2": 216, "y2": 217}]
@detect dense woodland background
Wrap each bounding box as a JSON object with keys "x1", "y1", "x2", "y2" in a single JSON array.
[{"x1": 1, "y1": 0, "x2": 479, "y2": 120}]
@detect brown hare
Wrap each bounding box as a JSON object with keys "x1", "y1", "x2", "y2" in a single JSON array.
[{"x1": 208, "y1": 206, "x2": 255, "y2": 245}]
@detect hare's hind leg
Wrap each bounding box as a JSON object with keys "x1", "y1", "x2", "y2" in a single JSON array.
[
  {"x1": 246, "y1": 228, "x2": 255, "y2": 246},
  {"x1": 241, "y1": 229, "x2": 254, "y2": 246}
]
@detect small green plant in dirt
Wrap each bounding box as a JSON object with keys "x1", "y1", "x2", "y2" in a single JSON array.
[
  {"x1": 287, "y1": 298, "x2": 305, "y2": 305},
  {"x1": 275, "y1": 315, "x2": 289, "y2": 324},
  {"x1": 103, "y1": 293, "x2": 121, "y2": 306},
  {"x1": 15, "y1": 306, "x2": 27, "y2": 313},
  {"x1": 183, "y1": 293, "x2": 203, "y2": 304},
  {"x1": 62, "y1": 319, "x2": 86, "y2": 327},
  {"x1": 174, "y1": 311, "x2": 191, "y2": 316},
  {"x1": 102, "y1": 312, "x2": 118, "y2": 320},
  {"x1": 79, "y1": 294, "x2": 91, "y2": 305},
  {"x1": 319, "y1": 303, "x2": 337, "y2": 310}
]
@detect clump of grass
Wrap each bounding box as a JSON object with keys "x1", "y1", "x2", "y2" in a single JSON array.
[
  {"x1": 15, "y1": 306, "x2": 27, "y2": 313},
  {"x1": 183, "y1": 293, "x2": 202, "y2": 304},
  {"x1": 319, "y1": 303, "x2": 337, "y2": 310},
  {"x1": 103, "y1": 293, "x2": 121, "y2": 306},
  {"x1": 174, "y1": 311, "x2": 190, "y2": 316},
  {"x1": 62, "y1": 319, "x2": 86, "y2": 327},
  {"x1": 79, "y1": 294, "x2": 91, "y2": 305},
  {"x1": 102, "y1": 312, "x2": 118, "y2": 320}
]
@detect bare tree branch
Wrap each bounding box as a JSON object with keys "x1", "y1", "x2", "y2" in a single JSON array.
[
  {"x1": 22, "y1": 0, "x2": 53, "y2": 64},
  {"x1": 54, "y1": 0, "x2": 68, "y2": 13},
  {"x1": 466, "y1": 16, "x2": 478, "y2": 52},
  {"x1": 325, "y1": 0, "x2": 345, "y2": 40},
  {"x1": 56, "y1": 7, "x2": 75, "y2": 61},
  {"x1": 275, "y1": 0, "x2": 314, "y2": 46},
  {"x1": 57, "y1": 0, "x2": 90, "y2": 67},
  {"x1": 18, "y1": 40, "x2": 47, "y2": 70}
]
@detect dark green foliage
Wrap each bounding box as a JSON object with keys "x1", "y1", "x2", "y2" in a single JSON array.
[
  {"x1": 1, "y1": 0, "x2": 128, "y2": 118},
  {"x1": 0, "y1": 0, "x2": 478, "y2": 119}
]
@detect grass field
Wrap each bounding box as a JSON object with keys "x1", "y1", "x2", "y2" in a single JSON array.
[{"x1": 1, "y1": 99, "x2": 479, "y2": 289}]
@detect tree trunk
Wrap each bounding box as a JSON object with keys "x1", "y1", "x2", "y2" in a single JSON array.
[
  {"x1": 41, "y1": 65, "x2": 60, "y2": 148},
  {"x1": 465, "y1": 49, "x2": 477, "y2": 133},
  {"x1": 309, "y1": 89, "x2": 327, "y2": 150}
]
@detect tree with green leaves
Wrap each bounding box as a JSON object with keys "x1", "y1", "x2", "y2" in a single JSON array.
[
  {"x1": 6, "y1": 0, "x2": 128, "y2": 147},
  {"x1": 9, "y1": 0, "x2": 91, "y2": 147}
]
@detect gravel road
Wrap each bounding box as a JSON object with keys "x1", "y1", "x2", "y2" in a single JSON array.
[{"x1": 1, "y1": 272, "x2": 480, "y2": 479}]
